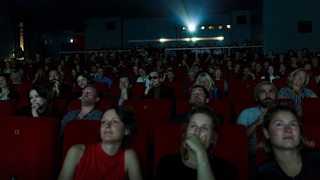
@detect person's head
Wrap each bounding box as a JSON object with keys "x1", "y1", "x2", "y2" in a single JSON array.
[
  {"x1": 138, "y1": 67, "x2": 146, "y2": 77},
  {"x1": 100, "y1": 105, "x2": 136, "y2": 148},
  {"x1": 81, "y1": 84, "x2": 100, "y2": 106},
  {"x1": 10, "y1": 71, "x2": 21, "y2": 84},
  {"x1": 48, "y1": 70, "x2": 61, "y2": 82},
  {"x1": 96, "y1": 68, "x2": 105, "y2": 78},
  {"x1": 254, "y1": 81, "x2": 278, "y2": 108},
  {"x1": 181, "y1": 105, "x2": 219, "y2": 159},
  {"x1": 29, "y1": 85, "x2": 51, "y2": 108},
  {"x1": 214, "y1": 67, "x2": 223, "y2": 80},
  {"x1": 119, "y1": 75, "x2": 132, "y2": 89},
  {"x1": 194, "y1": 72, "x2": 215, "y2": 91},
  {"x1": 77, "y1": 72, "x2": 91, "y2": 89},
  {"x1": 287, "y1": 68, "x2": 310, "y2": 88},
  {"x1": 189, "y1": 85, "x2": 209, "y2": 105},
  {"x1": 148, "y1": 69, "x2": 161, "y2": 87},
  {"x1": 0, "y1": 73, "x2": 13, "y2": 89},
  {"x1": 259, "y1": 103, "x2": 308, "y2": 154},
  {"x1": 267, "y1": 65, "x2": 275, "y2": 75}
]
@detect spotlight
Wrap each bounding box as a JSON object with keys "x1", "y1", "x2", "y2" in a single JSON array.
[
  {"x1": 188, "y1": 24, "x2": 196, "y2": 32},
  {"x1": 218, "y1": 24, "x2": 223, "y2": 30},
  {"x1": 226, "y1": 24, "x2": 231, "y2": 29},
  {"x1": 200, "y1": 25, "x2": 205, "y2": 30}
]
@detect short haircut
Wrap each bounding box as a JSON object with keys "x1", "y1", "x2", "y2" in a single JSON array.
[
  {"x1": 254, "y1": 81, "x2": 278, "y2": 101},
  {"x1": 189, "y1": 85, "x2": 209, "y2": 99}
]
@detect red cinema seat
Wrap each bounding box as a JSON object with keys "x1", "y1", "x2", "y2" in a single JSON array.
[
  {"x1": 0, "y1": 100, "x2": 18, "y2": 115},
  {"x1": 62, "y1": 120, "x2": 150, "y2": 179},
  {"x1": 122, "y1": 99, "x2": 173, "y2": 125},
  {"x1": 301, "y1": 98, "x2": 320, "y2": 123},
  {"x1": 163, "y1": 81, "x2": 186, "y2": 100},
  {"x1": 0, "y1": 116, "x2": 61, "y2": 180},
  {"x1": 208, "y1": 99, "x2": 232, "y2": 123},
  {"x1": 130, "y1": 82, "x2": 145, "y2": 98}
]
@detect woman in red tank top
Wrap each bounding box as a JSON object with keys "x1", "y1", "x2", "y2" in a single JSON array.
[{"x1": 58, "y1": 105, "x2": 143, "y2": 180}]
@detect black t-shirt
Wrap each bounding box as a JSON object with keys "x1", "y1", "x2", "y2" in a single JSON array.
[
  {"x1": 155, "y1": 153, "x2": 237, "y2": 180},
  {"x1": 255, "y1": 150, "x2": 320, "y2": 180}
]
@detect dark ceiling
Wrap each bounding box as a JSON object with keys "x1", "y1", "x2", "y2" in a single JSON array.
[{"x1": 3, "y1": 0, "x2": 257, "y2": 32}]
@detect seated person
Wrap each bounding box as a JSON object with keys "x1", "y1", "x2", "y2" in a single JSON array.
[
  {"x1": 279, "y1": 68, "x2": 318, "y2": 113},
  {"x1": 156, "y1": 105, "x2": 237, "y2": 180},
  {"x1": 61, "y1": 84, "x2": 102, "y2": 133},
  {"x1": 47, "y1": 69, "x2": 72, "y2": 100},
  {"x1": 0, "y1": 73, "x2": 20, "y2": 100},
  {"x1": 58, "y1": 105, "x2": 143, "y2": 180},
  {"x1": 92, "y1": 67, "x2": 112, "y2": 88},
  {"x1": 142, "y1": 69, "x2": 175, "y2": 100},
  {"x1": 172, "y1": 85, "x2": 209, "y2": 122},
  {"x1": 111, "y1": 74, "x2": 134, "y2": 105},
  {"x1": 255, "y1": 103, "x2": 320, "y2": 179},
  {"x1": 73, "y1": 72, "x2": 92, "y2": 99},
  {"x1": 194, "y1": 72, "x2": 223, "y2": 100},
  {"x1": 15, "y1": 85, "x2": 62, "y2": 118}
]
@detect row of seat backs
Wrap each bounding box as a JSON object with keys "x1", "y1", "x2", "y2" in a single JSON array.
[
  {"x1": 0, "y1": 116, "x2": 61, "y2": 180},
  {"x1": 63, "y1": 120, "x2": 248, "y2": 180},
  {"x1": 2, "y1": 97, "x2": 319, "y2": 124}
]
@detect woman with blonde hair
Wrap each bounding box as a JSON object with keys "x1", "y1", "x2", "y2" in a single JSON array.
[
  {"x1": 279, "y1": 68, "x2": 317, "y2": 112},
  {"x1": 194, "y1": 72, "x2": 222, "y2": 99}
]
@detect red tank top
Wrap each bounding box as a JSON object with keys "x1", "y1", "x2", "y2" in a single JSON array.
[{"x1": 74, "y1": 143, "x2": 125, "y2": 180}]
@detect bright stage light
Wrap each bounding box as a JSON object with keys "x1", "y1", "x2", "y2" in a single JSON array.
[{"x1": 188, "y1": 24, "x2": 196, "y2": 32}]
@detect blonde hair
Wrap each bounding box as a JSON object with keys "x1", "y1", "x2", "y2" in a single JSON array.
[
  {"x1": 194, "y1": 72, "x2": 215, "y2": 90},
  {"x1": 287, "y1": 68, "x2": 310, "y2": 88}
]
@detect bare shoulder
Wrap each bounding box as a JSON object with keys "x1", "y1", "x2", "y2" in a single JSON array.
[
  {"x1": 125, "y1": 148, "x2": 138, "y2": 159},
  {"x1": 66, "y1": 144, "x2": 86, "y2": 161}
]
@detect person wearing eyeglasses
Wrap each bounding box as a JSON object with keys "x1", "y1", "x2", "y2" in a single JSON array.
[
  {"x1": 142, "y1": 69, "x2": 176, "y2": 116},
  {"x1": 142, "y1": 69, "x2": 175, "y2": 100}
]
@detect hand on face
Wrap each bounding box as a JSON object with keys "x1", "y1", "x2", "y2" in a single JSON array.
[
  {"x1": 184, "y1": 134, "x2": 208, "y2": 154},
  {"x1": 31, "y1": 103, "x2": 40, "y2": 116}
]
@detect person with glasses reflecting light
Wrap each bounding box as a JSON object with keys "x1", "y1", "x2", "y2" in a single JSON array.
[{"x1": 142, "y1": 69, "x2": 175, "y2": 100}]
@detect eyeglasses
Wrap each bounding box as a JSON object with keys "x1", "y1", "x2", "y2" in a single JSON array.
[{"x1": 148, "y1": 76, "x2": 159, "y2": 80}]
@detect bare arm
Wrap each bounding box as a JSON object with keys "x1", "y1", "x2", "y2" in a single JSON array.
[
  {"x1": 125, "y1": 149, "x2": 144, "y2": 180},
  {"x1": 58, "y1": 144, "x2": 85, "y2": 180}
]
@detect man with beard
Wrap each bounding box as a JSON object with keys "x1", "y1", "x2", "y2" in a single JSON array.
[
  {"x1": 172, "y1": 85, "x2": 209, "y2": 122},
  {"x1": 237, "y1": 81, "x2": 278, "y2": 179},
  {"x1": 60, "y1": 84, "x2": 102, "y2": 134},
  {"x1": 47, "y1": 69, "x2": 72, "y2": 100}
]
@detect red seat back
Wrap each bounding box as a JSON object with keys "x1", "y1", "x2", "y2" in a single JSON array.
[
  {"x1": 0, "y1": 116, "x2": 61, "y2": 180},
  {"x1": 0, "y1": 100, "x2": 18, "y2": 115}
]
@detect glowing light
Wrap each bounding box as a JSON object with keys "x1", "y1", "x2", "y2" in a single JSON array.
[
  {"x1": 188, "y1": 24, "x2": 196, "y2": 32},
  {"x1": 208, "y1": 25, "x2": 214, "y2": 29},
  {"x1": 69, "y1": 38, "x2": 74, "y2": 43},
  {"x1": 128, "y1": 36, "x2": 225, "y2": 43},
  {"x1": 218, "y1": 24, "x2": 223, "y2": 30},
  {"x1": 159, "y1": 38, "x2": 166, "y2": 43},
  {"x1": 226, "y1": 24, "x2": 231, "y2": 29},
  {"x1": 200, "y1": 25, "x2": 205, "y2": 30},
  {"x1": 182, "y1": 26, "x2": 186, "y2": 30}
]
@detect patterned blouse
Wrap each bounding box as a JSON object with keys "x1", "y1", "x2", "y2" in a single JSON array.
[{"x1": 279, "y1": 87, "x2": 314, "y2": 108}]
